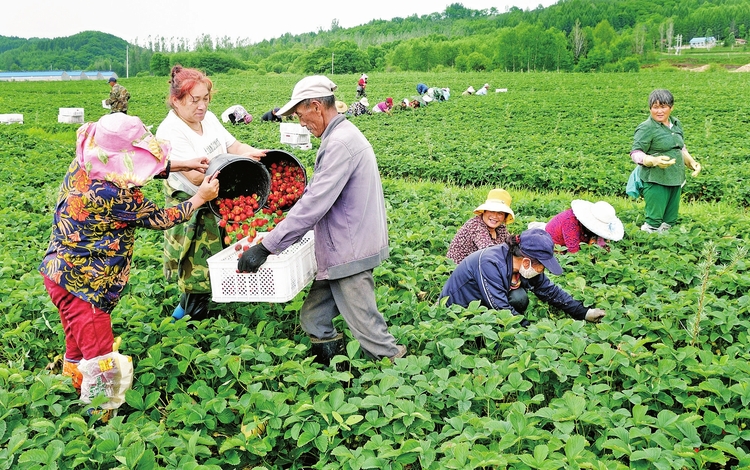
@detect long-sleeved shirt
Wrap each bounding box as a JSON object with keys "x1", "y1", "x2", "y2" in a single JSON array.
[
  {"x1": 261, "y1": 115, "x2": 389, "y2": 280},
  {"x1": 544, "y1": 209, "x2": 607, "y2": 254},
  {"x1": 440, "y1": 244, "x2": 589, "y2": 320},
  {"x1": 40, "y1": 160, "x2": 195, "y2": 313},
  {"x1": 447, "y1": 215, "x2": 509, "y2": 264}
]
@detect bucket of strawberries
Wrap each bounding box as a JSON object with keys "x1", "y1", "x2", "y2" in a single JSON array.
[
  {"x1": 206, "y1": 154, "x2": 271, "y2": 218},
  {"x1": 260, "y1": 150, "x2": 308, "y2": 213}
]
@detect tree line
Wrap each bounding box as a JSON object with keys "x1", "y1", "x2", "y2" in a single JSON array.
[{"x1": 2, "y1": 0, "x2": 749, "y2": 76}]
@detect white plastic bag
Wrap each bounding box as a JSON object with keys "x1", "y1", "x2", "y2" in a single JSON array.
[{"x1": 79, "y1": 352, "x2": 133, "y2": 409}]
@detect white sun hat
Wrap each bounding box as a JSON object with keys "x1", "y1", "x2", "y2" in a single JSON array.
[{"x1": 570, "y1": 200, "x2": 624, "y2": 241}]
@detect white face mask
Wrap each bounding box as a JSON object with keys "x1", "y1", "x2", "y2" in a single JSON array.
[{"x1": 519, "y1": 258, "x2": 541, "y2": 279}]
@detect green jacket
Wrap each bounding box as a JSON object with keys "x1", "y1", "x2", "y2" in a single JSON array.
[{"x1": 631, "y1": 116, "x2": 686, "y2": 186}]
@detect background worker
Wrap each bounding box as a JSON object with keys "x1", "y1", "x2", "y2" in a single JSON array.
[{"x1": 105, "y1": 76, "x2": 130, "y2": 114}]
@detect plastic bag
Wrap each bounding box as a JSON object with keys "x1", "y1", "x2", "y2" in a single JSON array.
[
  {"x1": 79, "y1": 352, "x2": 134, "y2": 409},
  {"x1": 626, "y1": 166, "x2": 643, "y2": 199}
]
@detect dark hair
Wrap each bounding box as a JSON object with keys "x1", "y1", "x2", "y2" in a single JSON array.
[
  {"x1": 298, "y1": 95, "x2": 336, "y2": 111},
  {"x1": 506, "y1": 233, "x2": 524, "y2": 258},
  {"x1": 648, "y1": 89, "x2": 674, "y2": 108},
  {"x1": 167, "y1": 64, "x2": 213, "y2": 108}
]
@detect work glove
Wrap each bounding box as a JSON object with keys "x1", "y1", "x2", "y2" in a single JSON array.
[
  {"x1": 642, "y1": 155, "x2": 676, "y2": 169},
  {"x1": 585, "y1": 308, "x2": 605, "y2": 323},
  {"x1": 684, "y1": 155, "x2": 701, "y2": 177},
  {"x1": 238, "y1": 243, "x2": 271, "y2": 273}
]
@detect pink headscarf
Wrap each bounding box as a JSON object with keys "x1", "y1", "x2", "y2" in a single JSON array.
[{"x1": 75, "y1": 113, "x2": 171, "y2": 189}]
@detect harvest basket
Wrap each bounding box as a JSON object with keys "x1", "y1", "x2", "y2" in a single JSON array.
[
  {"x1": 206, "y1": 154, "x2": 271, "y2": 217},
  {"x1": 208, "y1": 231, "x2": 316, "y2": 303},
  {"x1": 260, "y1": 149, "x2": 307, "y2": 212}
]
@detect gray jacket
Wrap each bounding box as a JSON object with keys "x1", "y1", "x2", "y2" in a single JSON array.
[{"x1": 261, "y1": 115, "x2": 389, "y2": 280}]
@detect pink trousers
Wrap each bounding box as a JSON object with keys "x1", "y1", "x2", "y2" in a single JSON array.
[{"x1": 43, "y1": 275, "x2": 114, "y2": 361}]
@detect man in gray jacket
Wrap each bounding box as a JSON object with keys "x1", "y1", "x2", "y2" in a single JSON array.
[{"x1": 239, "y1": 75, "x2": 406, "y2": 363}]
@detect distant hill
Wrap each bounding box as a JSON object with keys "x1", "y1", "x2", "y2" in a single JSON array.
[{"x1": 0, "y1": 31, "x2": 151, "y2": 76}]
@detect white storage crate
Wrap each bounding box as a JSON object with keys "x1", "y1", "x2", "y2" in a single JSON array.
[
  {"x1": 208, "y1": 231, "x2": 316, "y2": 303},
  {"x1": 58, "y1": 115, "x2": 85, "y2": 124},
  {"x1": 102, "y1": 99, "x2": 111, "y2": 109},
  {"x1": 0, "y1": 114, "x2": 23, "y2": 124},
  {"x1": 58, "y1": 107, "x2": 84, "y2": 124},
  {"x1": 59, "y1": 107, "x2": 84, "y2": 116},
  {"x1": 280, "y1": 123, "x2": 311, "y2": 145}
]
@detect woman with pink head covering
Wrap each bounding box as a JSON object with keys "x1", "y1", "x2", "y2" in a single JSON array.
[{"x1": 40, "y1": 113, "x2": 219, "y2": 418}]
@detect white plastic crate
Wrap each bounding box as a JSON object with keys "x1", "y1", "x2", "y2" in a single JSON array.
[
  {"x1": 208, "y1": 231, "x2": 316, "y2": 303},
  {"x1": 59, "y1": 107, "x2": 84, "y2": 116},
  {"x1": 102, "y1": 99, "x2": 111, "y2": 109},
  {"x1": 280, "y1": 123, "x2": 311, "y2": 145},
  {"x1": 0, "y1": 114, "x2": 23, "y2": 124},
  {"x1": 58, "y1": 114, "x2": 84, "y2": 124}
]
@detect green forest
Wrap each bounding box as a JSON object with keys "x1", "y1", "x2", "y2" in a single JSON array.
[{"x1": 2, "y1": 0, "x2": 750, "y2": 76}]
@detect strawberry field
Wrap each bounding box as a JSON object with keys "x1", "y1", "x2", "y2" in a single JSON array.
[{"x1": 1, "y1": 71, "x2": 750, "y2": 469}]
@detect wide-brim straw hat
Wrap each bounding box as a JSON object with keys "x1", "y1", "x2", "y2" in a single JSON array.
[
  {"x1": 466, "y1": 86, "x2": 475, "y2": 93},
  {"x1": 571, "y1": 199, "x2": 624, "y2": 241},
  {"x1": 335, "y1": 100, "x2": 348, "y2": 113},
  {"x1": 473, "y1": 188, "x2": 515, "y2": 224}
]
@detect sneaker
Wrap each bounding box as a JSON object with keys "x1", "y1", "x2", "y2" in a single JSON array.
[
  {"x1": 389, "y1": 345, "x2": 407, "y2": 362},
  {"x1": 640, "y1": 223, "x2": 659, "y2": 233},
  {"x1": 62, "y1": 360, "x2": 83, "y2": 392},
  {"x1": 658, "y1": 223, "x2": 672, "y2": 232}
]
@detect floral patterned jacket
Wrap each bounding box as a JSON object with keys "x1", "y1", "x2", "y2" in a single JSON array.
[
  {"x1": 447, "y1": 215, "x2": 509, "y2": 265},
  {"x1": 40, "y1": 160, "x2": 196, "y2": 313}
]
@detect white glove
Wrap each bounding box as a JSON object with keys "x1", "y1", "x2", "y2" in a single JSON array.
[
  {"x1": 642, "y1": 155, "x2": 676, "y2": 169},
  {"x1": 683, "y1": 155, "x2": 701, "y2": 177},
  {"x1": 585, "y1": 308, "x2": 605, "y2": 323}
]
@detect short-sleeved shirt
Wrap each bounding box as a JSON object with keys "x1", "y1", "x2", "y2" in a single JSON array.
[
  {"x1": 631, "y1": 116, "x2": 686, "y2": 186},
  {"x1": 156, "y1": 110, "x2": 236, "y2": 195},
  {"x1": 39, "y1": 161, "x2": 195, "y2": 313},
  {"x1": 447, "y1": 215, "x2": 509, "y2": 264}
]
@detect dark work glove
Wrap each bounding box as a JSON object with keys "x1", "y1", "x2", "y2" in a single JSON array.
[{"x1": 238, "y1": 243, "x2": 271, "y2": 273}]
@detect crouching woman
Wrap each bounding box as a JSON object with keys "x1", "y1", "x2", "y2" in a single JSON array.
[{"x1": 440, "y1": 229, "x2": 605, "y2": 326}]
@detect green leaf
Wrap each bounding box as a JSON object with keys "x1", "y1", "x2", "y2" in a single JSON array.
[
  {"x1": 631, "y1": 447, "x2": 661, "y2": 462},
  {"x1": 124, "y1": 440, "x2": 146, "y2": 467},
  {"x1": 564, "y1": 435, "x2": 586, "y2": 459}
]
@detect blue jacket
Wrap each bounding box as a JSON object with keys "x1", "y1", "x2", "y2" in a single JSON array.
[
  {"x1": 416, "y1": 83, "x2": 429, "y2": 94},
  {"x1": 261, "y1": 115, "x2": 389, "y2": 280},
  {"x1": 440, "y1": 244, "x2": 588, "y2": 320}
]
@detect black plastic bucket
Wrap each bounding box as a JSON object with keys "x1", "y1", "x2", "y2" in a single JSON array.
[
  {"x1": 260, "y1": 150, "x2": 308, "y2": 212},
  {"x1": 206, "y1": 154, "x2": 271, "y2": 217}
]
